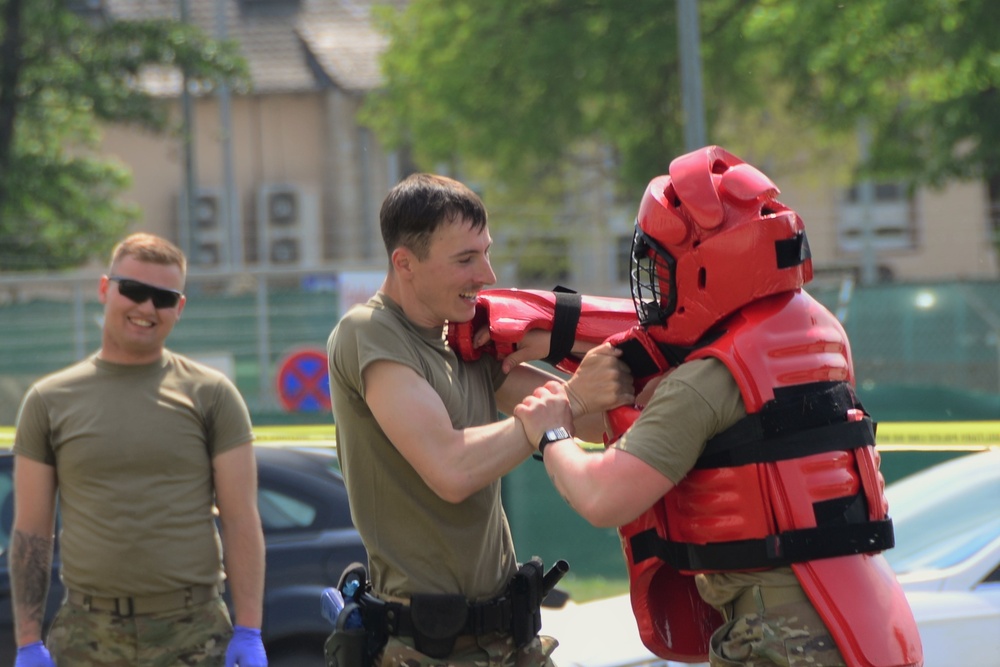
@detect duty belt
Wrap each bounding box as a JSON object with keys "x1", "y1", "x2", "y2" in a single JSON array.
[
  {"x1": 65, "y1": 583, "x2": 222, "y2": 616},
  {"x1": 377, "y1": 594, "x2": 513, "y2": 638}
]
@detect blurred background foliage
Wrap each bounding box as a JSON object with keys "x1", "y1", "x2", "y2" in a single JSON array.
[
  {"x1": 0, "y1": 0, "x2": 249, "y2": 271},
  {"x1": 363, "y1": 0, "x2": 1000, "y2": 251},
  {"x1": 1, "y1": 0, "x2": 999, "y2": 269}
]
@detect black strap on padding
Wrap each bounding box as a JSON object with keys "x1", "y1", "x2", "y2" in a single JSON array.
[
  {"x1": 775, "y1": 231, "x2": 812, "y2": 269},
  {"x1": 629, "y1": 489, "x2": 894, "y2": 570},
  {"x1": 613, "y1": 337, "x2": 698, "y2": 380},
  {"x1": 614, "y1": 338, "x2": 662, "y2": 378},
  {"x1": 542, "y1": 287, "x2": 582, "y2": 365},
  {"x1": 630, "y1": 517, "x2": 895, "y2": 570},
  {"x1": 695, "y1": 419, "x2": 875, "y2": 469},
  {"x1": 696, "y1": 381, "x2": 873, "y2": 469}
]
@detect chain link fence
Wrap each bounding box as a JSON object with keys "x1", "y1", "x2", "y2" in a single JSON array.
[{"x1": 3, "y1": 269, "x2": 1000, "y2": 425}]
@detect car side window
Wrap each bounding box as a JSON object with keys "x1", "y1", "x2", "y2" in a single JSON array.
[{"x1": 258, "y1": 487, "x2": 318, "y2": 531}]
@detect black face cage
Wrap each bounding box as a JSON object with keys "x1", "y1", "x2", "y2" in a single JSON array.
[{"x1": 629, "y1": 225, "x2": 677, "y2": 327}]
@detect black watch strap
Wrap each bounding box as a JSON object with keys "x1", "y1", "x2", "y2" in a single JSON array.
[{"x1": 533, "y1": 426, "x2": 571, "y2": 461}]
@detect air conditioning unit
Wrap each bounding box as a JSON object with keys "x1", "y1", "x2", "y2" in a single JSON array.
[
  {"x1": 256, "y1": 184, "x2": 321, "y2": 266},
  {"x1": 267, "y1": 189, "x2": 298, "y2": 226},
  {"x1": 270, "y1": 238, "x2": 300, "y2": 264},
  {"x1": 179, "y1": 187, "x2": 226, "y2": 266}
]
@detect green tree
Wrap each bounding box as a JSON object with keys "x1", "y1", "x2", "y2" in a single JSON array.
[
  {"x1": 364, "y1": 0, "x2": 765, "y2": 197},
  {"x1": 0, "y1": 0, "x2": 248, "y2": 271},
  {"x1": 721, "y1": 1, "x2": 1000, "y2": 247},
  {"x1": 366, "y1": 0, "x2": 1000, "y2": 257}
]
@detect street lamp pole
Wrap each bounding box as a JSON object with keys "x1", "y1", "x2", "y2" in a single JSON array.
[{"x1": 677, "y1": 0, "x2": 706, "y2": 151}]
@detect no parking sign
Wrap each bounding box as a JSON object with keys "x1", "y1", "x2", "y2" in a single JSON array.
[{"x1": 276, "y1": 347, "x2": 331, "y2": 412}]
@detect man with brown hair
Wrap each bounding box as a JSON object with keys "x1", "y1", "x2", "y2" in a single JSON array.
[
  {"x1": 11, "y1": 233, "x2": 268, "y2": 666},
  {"x1": 326, "y1": 174, "x2": 632, "y2": 667}
]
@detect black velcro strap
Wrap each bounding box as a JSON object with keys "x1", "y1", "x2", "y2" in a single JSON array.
[
  {"x1": 543, "y1": 289, "x2": 582, "y2": 365},
  {"x1": 613, "y1": 338, "x2": 694, "y2": 379},
  {"x1": 775, "y1": 231, "x2": 811, "y2": 269},
  {"x1": 695, "y1": 418, "x2": 875, "y2": 469},
  {"x1": 697, "y1": 381, "x2": 873, "y2": 469},
  {"x1": 630, "y1": 517, "x2": 894, "y2": 571},
  {"x1": 615, "y1": 338, "x2": 663, "y2": 379}
]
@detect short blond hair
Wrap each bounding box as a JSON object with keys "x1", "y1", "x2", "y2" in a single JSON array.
[{"x1": 109, "y1": 233, "x2": 187, "y2": 277}]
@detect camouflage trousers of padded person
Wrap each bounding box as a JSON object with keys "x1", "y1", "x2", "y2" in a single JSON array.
[
  {"x1": 371, "y1": 632, "x2": 557, "y2": 667},
  {"x1": 709, "y1": 599, "x2": 847, "y2": 667},
  {"x1": 46, "y1": 597, "x2": 234, "y2": 666}
]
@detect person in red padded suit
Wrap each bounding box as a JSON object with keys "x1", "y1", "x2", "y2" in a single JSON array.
[{"x1": 512, "y1": 146, "x2": 923, "y2": 667}]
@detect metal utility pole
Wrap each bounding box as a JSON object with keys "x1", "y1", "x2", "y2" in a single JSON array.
[
  {"x1": 677, "y1": 0, "x2": 706, "y2": 151},
  {"x1": 179, "y1": 0, "x2": 198, "y2": 259},
  {"x1": 215, "y1": 0, "x2": 241, "y2": 268},
  {"x1": 857, "y1": 119, "x2": 878, "y2": 285}
]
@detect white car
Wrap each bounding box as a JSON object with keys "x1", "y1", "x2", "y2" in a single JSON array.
[
  {"x1": 883, "y1": 447, "x2": 1000, "y2": 667},
  {"x1": 543, "y1": 447, "x2": 1000, "y2": 667}
]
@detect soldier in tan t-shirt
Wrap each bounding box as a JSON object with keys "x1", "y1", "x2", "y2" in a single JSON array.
[
  {"x1": 11, "y1": 233, "x2": 267, "y2": 667},
  {"x1": 327, "y1": 174, "x2": 633, "y2": 667}
]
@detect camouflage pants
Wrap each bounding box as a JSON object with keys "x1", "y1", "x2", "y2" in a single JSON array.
[
  {"x1": 376, "y1": 632, "x2": 558, "y2": 667},
  {"x1": 709, "y1": 600, "x2": 846, "y2": 667},
  {"x1": 46, "y1": 597, "x2": 233, "y2": 666}
]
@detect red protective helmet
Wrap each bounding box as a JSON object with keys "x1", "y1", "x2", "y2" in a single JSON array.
[{"x1": 630, "y1": 146, "x2": 813, "y2": 346}]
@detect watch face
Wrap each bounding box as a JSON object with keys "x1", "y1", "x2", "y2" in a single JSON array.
[{"x1": 544, "y1": 428, "x2": 569, "y2": 442}]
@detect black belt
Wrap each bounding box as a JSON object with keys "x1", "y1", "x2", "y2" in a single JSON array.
[{"x1": 377, "y1": 594, "x2": 513, "y2": 637}]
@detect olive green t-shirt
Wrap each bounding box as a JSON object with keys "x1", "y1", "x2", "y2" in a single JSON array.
[
  {"x1": 13, "y1": 350, "x2": 254, "y2": 596},
  {"x1": 327, "y1": 293, "x2": 516, "y2": 600},
  {"x1": 613, "y1": 357, "x2": 800, "y2": 607}
]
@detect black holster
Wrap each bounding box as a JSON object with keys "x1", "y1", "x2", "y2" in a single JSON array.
[
  {"x1": 324, "y1": 602, "x2": 367, "y2": 667},
  {"x1": 509, "y1": 557, "x2": 545, "y2": 648},
  {"x1": 324, "y1": 563, "x2": 388, "y2": 667}
]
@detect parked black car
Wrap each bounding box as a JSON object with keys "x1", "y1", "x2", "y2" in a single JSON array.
[{"x1": 0, "y1": 445, "x2": 366, "y2": 666}]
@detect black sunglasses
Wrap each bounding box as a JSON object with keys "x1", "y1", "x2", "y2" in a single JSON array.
[{"x1": 109, "y1": 276, "x2": 184, "y2": 309}]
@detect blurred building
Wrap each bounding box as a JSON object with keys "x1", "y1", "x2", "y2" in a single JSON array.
[
  {"x1": 96, "y1": 0, "x2": 407, "y2": 273},
  {"x1": 87, "y1": 0, "x2": 997, "y2": 294}
]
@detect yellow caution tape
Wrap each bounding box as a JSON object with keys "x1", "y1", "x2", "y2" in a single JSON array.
[
  {"x1": 3, "y1": 422, "x2": 1000, "y2": 450},
  {"x1": 876, "y1": 421, "x2": 1000, "y2": 447}
]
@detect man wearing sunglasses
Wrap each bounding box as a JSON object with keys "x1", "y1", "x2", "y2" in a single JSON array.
[{"x1": 10, "y1": 233, "x2": 268, "y2": 667}]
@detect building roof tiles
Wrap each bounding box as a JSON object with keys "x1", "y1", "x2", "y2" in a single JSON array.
[{"x1": 103, "y1": 0, "x2": 400, "y2": 95}]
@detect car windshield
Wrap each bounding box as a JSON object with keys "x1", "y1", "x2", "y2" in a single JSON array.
[{"x1": 883, "y1": 450, "x2": 1000, "y2": 574}]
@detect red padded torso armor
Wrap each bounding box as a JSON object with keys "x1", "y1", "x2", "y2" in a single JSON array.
[{"x1": 610, "y1": 290, "x2": 922, "y2": 667}]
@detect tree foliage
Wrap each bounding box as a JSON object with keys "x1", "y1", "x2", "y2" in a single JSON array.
[
  {"x1": 366, "y1": 0, "x2": 1000, "y2": 256},
  {"x1": 744, "y1": 0, "x2": 1000, "y2": 193},
  {"x1": 364, "y1": 0, "x2": 762, "y2": 197},
  {"x1": 0, "y1": 0, "x2": 248, "y2": 271}
]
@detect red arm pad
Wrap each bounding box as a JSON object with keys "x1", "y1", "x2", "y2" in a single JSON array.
[{"x1": 446, "y1": 288, "x2": 637, "y2": 370}]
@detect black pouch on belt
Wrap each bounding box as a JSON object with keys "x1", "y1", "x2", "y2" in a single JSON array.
[
  {"x1": 409, "y1": 593, "x2": 469, "y2": 659},
  {"x1": 509, "y1": 557, "x2": 544, "y2": 648}
]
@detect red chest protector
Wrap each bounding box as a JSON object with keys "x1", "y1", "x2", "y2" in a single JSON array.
[{"x1": 608, "y1": 290, "x2": 922, "y2": 667}]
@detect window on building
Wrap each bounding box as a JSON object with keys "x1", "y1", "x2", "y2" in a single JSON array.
[{"x1": 838, "y1": 182, "x2": 916, "y2": 252}]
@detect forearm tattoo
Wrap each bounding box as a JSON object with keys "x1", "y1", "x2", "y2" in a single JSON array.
[{"x1": 10, "y1": 530, "x2": 54, "y2": 640}]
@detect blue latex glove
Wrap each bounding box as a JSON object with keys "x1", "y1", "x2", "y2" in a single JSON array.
[
  {"x1": 15, "y1": 641, "x2": 56, "y2": 667},
  {"x1": 225, "y1": 625, "x2": 268, "y2": 667}
]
